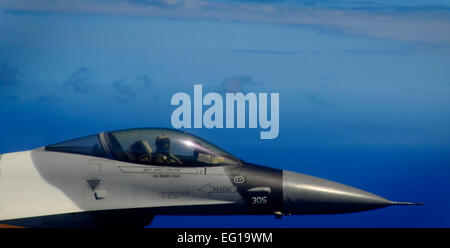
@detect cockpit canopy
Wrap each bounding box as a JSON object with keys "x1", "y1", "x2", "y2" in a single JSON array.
[{"x1": 46, "y1": 128, "x2": 241, "y2": 167}]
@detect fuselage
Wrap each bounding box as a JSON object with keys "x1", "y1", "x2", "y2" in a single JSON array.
[{"x1": 0, "y1": 128, "x2": 420, "y2": 227}]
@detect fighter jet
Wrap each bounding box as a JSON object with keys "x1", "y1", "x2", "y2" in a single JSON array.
[{"x1": 0, "y1": 128, "x2": 422, "y2": 227}]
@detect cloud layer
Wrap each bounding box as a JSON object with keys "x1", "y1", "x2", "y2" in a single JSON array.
[
  {"x1": 1, "y1": 0, "x2": 450, "y2": 45},
  {"x1": 220, "y1": 76, "x2": 255, "y2": 93},
  {"x1": 64, "y1": 67, "x2": 97, "y2": 93},
  {"x1": 113, "y1": 74, "x2": 152, "y2": 103},
  {"x1": 0, "y1": 64, "x2": 22, "y2": 87}
]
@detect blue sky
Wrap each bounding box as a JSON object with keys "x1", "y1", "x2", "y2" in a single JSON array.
[{"x1": 0, "y1": 0, "x2": 449, "y2": 227}]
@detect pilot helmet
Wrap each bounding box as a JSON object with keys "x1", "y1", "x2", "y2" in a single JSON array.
[{"x1": 155, "y1": 135, "x2": 171, "y2": 150}]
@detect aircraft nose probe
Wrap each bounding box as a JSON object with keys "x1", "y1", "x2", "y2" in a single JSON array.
[
  {"x1": 390, "y1": 201, "x2": 425, "y2": 206},
  {"x1": 281, "y1": 170, "x2": 423, "y2": 215}
]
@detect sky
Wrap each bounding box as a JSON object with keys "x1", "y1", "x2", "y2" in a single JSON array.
[{"x1": 0, "y1": 0, "x2": 449, "y2": 227}]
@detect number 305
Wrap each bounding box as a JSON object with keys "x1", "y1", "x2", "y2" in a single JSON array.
[{"x1": 251, "y1": 196, "x2": 267, "y2": 204}]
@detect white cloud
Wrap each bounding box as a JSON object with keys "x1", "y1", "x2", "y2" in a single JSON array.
[{"x1": 1, "y1": 0, "x2": 450, "y2": 44}]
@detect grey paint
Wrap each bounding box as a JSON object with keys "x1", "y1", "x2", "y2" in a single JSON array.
[
  {"x1": 0, "y1": 128, "x2": 422, "y2": 227},
  {"x1": 283, "y1": 170, "x2": 393, "y2": 214}
]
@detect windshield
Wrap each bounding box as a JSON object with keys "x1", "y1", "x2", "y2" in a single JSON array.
[
  {"x1": 46, "y1": 134, "x2": 106, "y2": 158},
  {"x1": 105, "y1": 128, "x2": 240, "y2": 166}
]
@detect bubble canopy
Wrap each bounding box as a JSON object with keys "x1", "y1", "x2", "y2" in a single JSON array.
[{"x1": 46, "y1": 128, "x2": 241, "y2": 167}]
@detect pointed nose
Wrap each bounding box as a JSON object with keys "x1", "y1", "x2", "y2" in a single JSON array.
[{"x1": 283, "y1": 170, "x2": 392, "y2": 214}]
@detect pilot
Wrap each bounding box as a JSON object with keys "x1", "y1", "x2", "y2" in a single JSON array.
[
  {"x1": 128, "y1": 140, "x2": 153, "y2": 164},
  {"x1": 153, "y1": 135, "x2": 183, "y2": 165}
]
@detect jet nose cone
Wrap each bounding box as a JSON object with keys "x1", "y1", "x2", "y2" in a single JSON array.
[{"x1": 283, "y1": 170, "x2": 392, "y2": 214}]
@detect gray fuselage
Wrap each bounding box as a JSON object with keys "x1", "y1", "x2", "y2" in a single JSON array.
[{"x1": 0, "y1": 128, "x2": 421, "y2": 227}]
